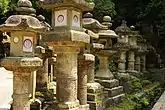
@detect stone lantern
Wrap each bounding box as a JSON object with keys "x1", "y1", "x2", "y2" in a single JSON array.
[
  {"x1": 35, "y1": 15, "x2": 52, "y2": 92},
  {"x1": 95, "y1": 16, "x2": 124, "y2": 107},
  {"x1": 127, "y1": 26, "x2": 140, "y2": 73},
  {"x1": 115, "y1": 20, "x2": 130, "y2": 73},
  {"x1": 83, "y1": 12, "x2": 106, "y2": 110},
  {"x1": 95, "y1": 16, "x2": 118, "y2": 79},
  {"x1": 40, "y1": 0, "x2": 94, "y2": 110},
  {"x1": 136, "y1": 35, "x2": 148, "y2": 73},
  {"x1": 0, "y1": 0, "x2": 45, "y2": 110},
  {"x1": 133, "y1": 33, "x2": 142, "y2": 72}
]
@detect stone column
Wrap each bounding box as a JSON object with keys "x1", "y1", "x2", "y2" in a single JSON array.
[
  {"x1": 29, "y1": 71, "x2": 37, "y2": 99},
  {"x1": 141, "y1": 55, "x2": 146, "y2": 72},
  {"x1": 87, "y1": 61, "x2": 95, "y2": 83},
  {"x1": 48, "y1": 58, "x2": 55, "y2": 82},
  {"x1": 78, "y1": 61, "x2": 87, "y2": 105},
  {"x1": 95, "y1": 54, "x2": 114, "y2": 80},
  {"x1": 78, "y1": 54, "x2": 94, "y2": 109},
  {"x1": 36, "y1": 58, "x2": 48, "y2": 90},
  {"x1": 127, "y1": 51, "x2": 136, "y2": 72},
  {"x1": 118, "y1": 51, "x2": 126, "y2": 73},
  {"x1": 13, "y1": 71, "x2": 31, "y2": 110},
  {"x1": 135, "y1": 55, "x2": 141, "y2": 72},
  {"x1": 55, "y1": 47, "x2": 79, "y2": 110},
  {"x1": 48, "y1": 57, "x2": 56, "y2": 81},
  {"x1": 85, "y1": 54, "x2": 104, "y2": 110}
]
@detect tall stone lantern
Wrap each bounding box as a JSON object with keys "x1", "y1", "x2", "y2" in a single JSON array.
[
  {"x1": 115, "y1": 20, "x2": 130, "y2": 73},
  {"x1": 95, "y1": 16, "x2": 118, "y2": 80},
  {"x1": 127, "y1": 26, "x2": 140, "y2": 73},
  {"x1": 83, "y1": 12, "x2": 107, "y2": 110},
  {"x1": 0, "y1": 0, "x2": 45, "y2": 110},
  {"x1": 96, "y1": 16, "x2": 124, "y2": 107},
  {"x1": 40, "y1": 0, "x2": 94, "y2": 110},
  {"x1": 140, "y1": 39, "x2": 148, "y2": 73},
  {"x1": 136, "y1": 36, "x2": 148, "y2": 73}
]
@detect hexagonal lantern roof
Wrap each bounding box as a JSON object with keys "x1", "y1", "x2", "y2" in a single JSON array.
[
  {"x1": 83, "y1": 12, "x2": 107, "y2": 31},
  {"x1": 115, "y1": 20, "x2": 131, "y2": 34},
  {"x1": 98, "y1": 16, "x2": 118, "y2": 38},
  {"x1": 0, "y1": 0, "x2": 45, "y2": 33},
  {"x1": 40, "y1": 0, "x2": 95, "y2": 11}
]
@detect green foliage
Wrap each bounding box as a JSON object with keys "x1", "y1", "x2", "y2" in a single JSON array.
[
  {"x1": 130, "y1": 75, "x2": 142, "y2": 92},
  {"x1": 108, "y1": 57, "x2": 117, "y2": 72},
  {"x1": 109, "y1": 82, "x2": 163, "y2": 110},
  {"x1": 140, "y1": 97, "x2": 149, "y2": 106},
  {"x1": 93, "y1": 0, "x2": 116, "y2": 22},
  {"x1": 108, "y1": 96, "x2": 139, "y2": 110},
  {"x1": 141, "y1": 80, "x2": 152, "y2": 87},
  {"x1": 0, "y1": 0, "x2": 9, "y2": 15}
]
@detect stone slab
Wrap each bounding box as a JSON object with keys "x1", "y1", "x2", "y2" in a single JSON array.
[
  {"x1": 87, "y1": 101, "x2": 103, "y2": 110},
  {"x1": 104, "y1": 93, "x2": 125, "y2": 108},
  {"x1": 95, "y1": 79, "x2": 119, "y2": 89},
  {"x1": 105, "y1": 86, "x2": 123, "y2": 97},
  {"x1": 87, "y1": 92, "x2": 104, "y2": 101},
  {"x1": 42, "y1": 29, "x2": 90, "y2": 45}
]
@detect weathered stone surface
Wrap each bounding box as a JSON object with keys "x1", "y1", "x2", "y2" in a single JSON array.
[
  {"x1": 12, "y1": 72, "x2": 31, "y2": 110},
  {"x1": 104, "y1": 94, "x2": 125, "y2": 108},
  {"x1": 117, "y1": 51, "x2": 127, "y2": 73},
  {"x1": 83, "y1": 13, "x2": 107, "y2": 30},
  {"x1": 115, "y1": 20, "x2": 130, "y2": 34},
  {"x1": 95, "y1": 79, "x2": 119, "y2": 89},
  {"x1": 95, "y1": 54, "x2": 115, "y2": 80},
  {"x1": 42, "y1": 30, "x2": 90, "y2": 45},
  {"x1": 87, "y1": 83, "x2": 104, "y2": 93},
  {"x1": 36, "y1": 58, "x2": 48, "y2": 90},
  {"x1": 105, "y1": 86, "x2": 123, "y2": 97},
  {"x1": 127, "y1": 51, "x2": 136, "y2": 73},
  {"x1": 87, "y1": 101, "x2": 103, "y2": 110},
  {"x1": 87, "y1": 92, "x2": 104, "y2": 101},
  {"x1": 1, "y1": 57, "x2": 42, "y2": 110},
  {"x1": 78, "y1": 55, "x2": 92, "y2": 106},
  {"x1": 141, "y1": 55, "x2": 146, "y2": 72},
  {"x1": 1, "y1": 57, "x2": 42, "y2": 72},
  {"x1": 135, "y1": 55, "x2": 141, "y2": 72},
  {"x1": 78, "y1": 54, "x2": 95, "y2": 106},
  {"x1": 87, "y1": 82, "x2": 104, "y2": 110},
  {"x1": 56, "y1": 51, "x2": 79, "y2": 109},
  {"x1": 87, "y1": 61, "x2": 95, "y2": 83},
  {"x1": 0, "y1": 0, "x2": 45, "y2": 33}
]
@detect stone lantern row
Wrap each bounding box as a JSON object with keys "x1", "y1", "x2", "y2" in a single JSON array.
[{"x1": 0, "y1": 0, "x2": 149, "y2": 110}]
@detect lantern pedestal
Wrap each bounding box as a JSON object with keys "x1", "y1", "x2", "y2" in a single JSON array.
[{"x1": 1, "y1": 57, "x2": 42, "y2": 110}]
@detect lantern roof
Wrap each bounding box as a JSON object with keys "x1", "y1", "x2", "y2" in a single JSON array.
[
  {"x1": 98, "y1": 16, "x2": 118, "y2": 38},
  {"x1": 115, "y1": 20, "x2": 131, "y2": 34},
  {"x1": 0, "y1": 0, "x2": 45, "y2": 33},
  {"x1": 83, "y1": 12, "x2": 107, "y2": 30}
]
